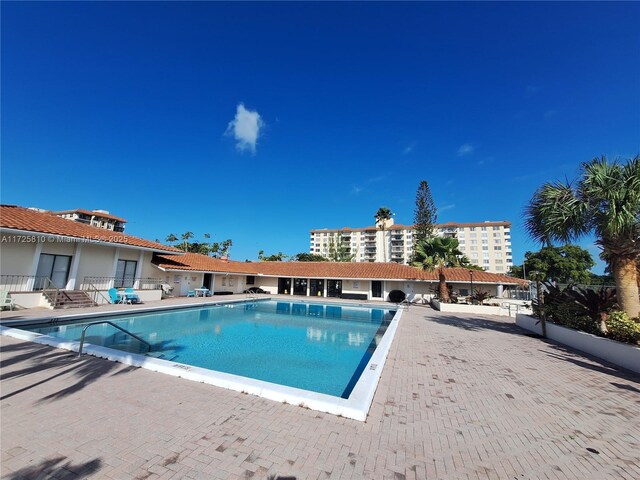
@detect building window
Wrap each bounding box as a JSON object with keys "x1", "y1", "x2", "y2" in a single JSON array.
[
  {"x1": 482, "y1": 246, "x2": 488, "y2": 251},
  {"x1": 35, "y1": 254, "x2": 72, "y2": 290},
  {"x1": 494, "y1": 246, "x2": 502, "y2": 250},
  {"x1": 246, "y1": 276, "x2": 255, "y2": 285},
  {"x1": 115, "y1": 260, "x2": 137, "y2": 288},
  {"x1": 481, "y1": 226, "x2": 487, "y2": 231},
  {"x1": 469, "y1": 227, "x2": 476, "y2": 231},
  {"x1": 493, "y1": 226, "x2": 501, "y2": 230}
]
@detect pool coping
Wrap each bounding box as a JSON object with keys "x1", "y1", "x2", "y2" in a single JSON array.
[{"x1": 0, "y1": 298, "x2": 403, "y2": 421}]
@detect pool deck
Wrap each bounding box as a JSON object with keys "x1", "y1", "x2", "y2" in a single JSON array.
[{"x1": 1, "y1": 299, "x2": 639, "y2": 479}]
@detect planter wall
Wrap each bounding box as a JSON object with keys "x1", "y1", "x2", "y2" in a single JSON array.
[
  {"x1": 516, "y1": 314, "x2": 640, "y2": 374},
  {"x1": 432, "y1": 299, "x2": 502, "y2": 316}
]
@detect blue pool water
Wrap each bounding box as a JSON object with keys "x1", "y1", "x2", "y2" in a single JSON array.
[{"x1": 20, "y1": 300, "x2": 396, "y2": 398}]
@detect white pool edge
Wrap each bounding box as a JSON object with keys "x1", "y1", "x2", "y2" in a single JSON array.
[{"x1": 0, "y1": 303, "x2": 403, "y2": 422}]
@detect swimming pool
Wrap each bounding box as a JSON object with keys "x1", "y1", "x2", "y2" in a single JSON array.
[{"x1": 17, "y1": 300, "x2": 396, "y2": 399}]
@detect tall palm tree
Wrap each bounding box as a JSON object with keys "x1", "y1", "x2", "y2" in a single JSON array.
[
  {"x1": 412, "y1": 236, "x2": 464, "y2": 302},
  {"x1": 181, "y1": 231, "x2": 194, "y2": 251},
  {"x1": 525, "y1": 155, "x2": 640, "y2": 317},
  {"x1": 165, "y1": 233, "x2": 178, "y2": 245},
  {"x1": 375, "y1": 207, "x2": 393, "y2": 262}
]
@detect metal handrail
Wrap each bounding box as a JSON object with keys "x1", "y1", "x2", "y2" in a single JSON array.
[
  {"x1": 42, "y1": 277, "x2": 62, "y2": 307},
  {"x1": 0, "y1": 275, "x2": 50, "y2": 292},
  {"x1": 84, "y1": 282, "x2": 111, "y2": 305},
  {"x1": 78, "y1": 321, "x2": 151, "y2": 356},
  {"x1": 81, "y1": 276, "x2": 163, "y2": 291}
]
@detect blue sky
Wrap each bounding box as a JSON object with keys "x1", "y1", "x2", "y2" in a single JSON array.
[{"x1": 2, "y1": 2, "x2": 639, "y2": 272}]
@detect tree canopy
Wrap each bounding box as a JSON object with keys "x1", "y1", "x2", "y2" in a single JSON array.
[
  {"x1": 291, "y1": 252, "x2": 328, "y2": 262},
  {"x1": 413, "y1": 180, "x2": 437, "y2": 247},
  {"x1": 412, "y1": 236, "x2": 465, "y2": 302},
  {"x1": 509, "y1": 245, "x2": 595, "y2": 285},
  {"x1": 327, "y1": 234, "x2": 355, "y2": 262},
  {"x1": 166, "y1": 232, "x2": 232, "y2": 257},
  {"x1": 524, "y1": 155, "x2": 640, "y2": 316},
  {"x1": 258, "y1": 250, "x2": 288, "y2": 261}
]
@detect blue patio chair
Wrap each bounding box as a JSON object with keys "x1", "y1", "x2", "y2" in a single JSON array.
[
  {"x1": 108, "y1": 288, "x2": 121, "y2": 304},
  {"x1": 124, "y1": 288, "x2": 141, "y2": 304},
  {"x1": 187, "y1": 290, "x2": 196, "y2": 297}
]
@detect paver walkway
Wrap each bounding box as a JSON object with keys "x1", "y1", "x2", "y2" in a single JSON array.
[{"x1": 1, "y1": 306, "x2": 639, "y2": 479}]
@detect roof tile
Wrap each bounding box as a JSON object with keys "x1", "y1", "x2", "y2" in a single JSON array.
[
  {"x1": 153, "y1": 252, "x2": 527, "y2": 285},
  {"x1": 1, "y1": 205, "x2": 180, "y2": 253}
]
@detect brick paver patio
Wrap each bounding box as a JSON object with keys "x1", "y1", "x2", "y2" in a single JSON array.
[{"x1": 1, "y1": 305, "x2": 639, "y2": 479}]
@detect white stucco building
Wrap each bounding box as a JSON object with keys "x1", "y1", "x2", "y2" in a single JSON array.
[{"x1": 310, "y1": 218, "x2": 513, "y2": 273}]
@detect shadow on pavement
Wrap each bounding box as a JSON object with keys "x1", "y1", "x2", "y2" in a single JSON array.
[
  {"x1": 0, "y1": 339, "x2": 138, "y2": 404},
  {"x1": 4, "y1": 456, "x2": 102, "y2": 479}
]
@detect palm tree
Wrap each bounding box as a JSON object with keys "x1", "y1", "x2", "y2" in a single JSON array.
[
  {"x1": 165, "y1": 233, "x2": 178, "y2": 245},
  {"x1": 181, "y1": 231, "x2": 194, "y2": 251},
  {"x1": 412, "y1": 236, "x2": 464, "y2": 302},
  {"x1": 525, "y1": 155, "x2": 640, "y2": 317},
  {"x1": 375, "y1": 207, "x2": 393, "y2": 262}
]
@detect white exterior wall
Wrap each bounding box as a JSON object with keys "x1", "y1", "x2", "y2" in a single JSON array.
[
  {"x1": 75, "y1": 244, "x2": 116, "y2": 287},
  {"x1": 311, "y1": 221, "x2": 512, "y2": 273},
  {"x1": 255, "y1": 276, "x2": 278, "y2": 294},
  {"x1": 0, "y1": 239, "x2": 36, "y2": 276},
  {"x1": 341, "y1": 280, "x2": 370, "y2": 297},
  {"x1": 1, "y1": 232, "x2": 169, "y2": 297}
]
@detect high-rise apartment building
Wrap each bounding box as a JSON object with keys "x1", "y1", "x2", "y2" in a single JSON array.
[
  {"x1": 309, "y1": 218, "x2": 513, "y2": 273},
  {"x1": 51, "y1": 209, "x2": 127, "y2": 232}
]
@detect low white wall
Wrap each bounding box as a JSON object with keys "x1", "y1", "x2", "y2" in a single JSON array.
[
  {"x1": 432, "y1": 299, "x2": 502, "y2": 316},
  {"x1": 255, "y1": 276, "x2": 278, "y2": 294},
  {"x1": 93, "y1": 289, "x2": 163, "y2": 305},
  {"x1": 6, "y1": 292, "x2": 50, "y2": 310},
  {"x1": 516, "y1": 314, "x2": 640, "y2": 374}
]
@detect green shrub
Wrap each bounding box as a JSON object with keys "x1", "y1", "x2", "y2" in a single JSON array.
[{"x1": 605, "y1": 311, "x2": 640, "y2": 344}]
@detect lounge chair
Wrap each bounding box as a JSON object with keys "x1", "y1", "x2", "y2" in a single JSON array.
[
  {"x1": 124, "y1": 288, "x2": 141, "y2": 304},
  {"x1": 1, "y1": 290, "x2": 15, "y2": 310},
  {"x1": 108, "y1": 288, "x2": 123, "y2": 304},
  {"x1": 187, "y1": 290, "x2": 196, "y2": 297}
]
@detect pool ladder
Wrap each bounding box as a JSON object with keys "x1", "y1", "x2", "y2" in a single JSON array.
[{"x1": 78, "y1": 320, "x2": 151, "y2": 357}]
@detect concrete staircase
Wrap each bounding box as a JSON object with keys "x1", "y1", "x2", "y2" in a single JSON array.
[{"x1": 43, "y1": 290, "x2": 97, "y2": 309}]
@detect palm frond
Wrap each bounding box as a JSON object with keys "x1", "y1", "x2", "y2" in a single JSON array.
[{"x1": 524, "y1": 181, "x2": 589, "y2": 244}]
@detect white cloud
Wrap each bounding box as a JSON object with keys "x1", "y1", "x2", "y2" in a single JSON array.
[
  {"x1": 438, "y1": 203, "x2": 455, "y2": 213},
  {"x1": 350, "y1": 186, "x2": 363, "y2": 195},
  {"x1": 367, "y1": 176, "x2": 385, "y2": 183},
  {"x1": 457, "y1": 144, "x2": 474, "y2": 156},
  {"x1": 225, "y1": 103, "x2": 264, "y2": 154},
  {"x1": 402, "y1": 142, "x2": 416, "y2": 155}
]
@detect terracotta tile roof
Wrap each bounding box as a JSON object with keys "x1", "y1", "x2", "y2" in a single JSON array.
[
  {"x1": 153, "y1": 253, "x2": 259, "y2": 274},
  {"x1": 153, "y1": 252, "x2": 527, "y2": 285},
  {"x1": 51, "y1": 208, "x2": 127, "y2": 223},
  {"x1": 0, "y1": 205, "x2": 180, "y2": 253}
]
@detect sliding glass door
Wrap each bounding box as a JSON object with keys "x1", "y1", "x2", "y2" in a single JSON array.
[
  {"x1": 35, "y1": 254, "x2": 71, "y2": 289},
  {"x1": 115, "y1": 260, "x2": 137, "y2": 288}
]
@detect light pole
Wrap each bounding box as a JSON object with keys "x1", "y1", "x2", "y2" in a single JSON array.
[{"x1": 469, "y1": 270, "x2": 474, "y2": 304}]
